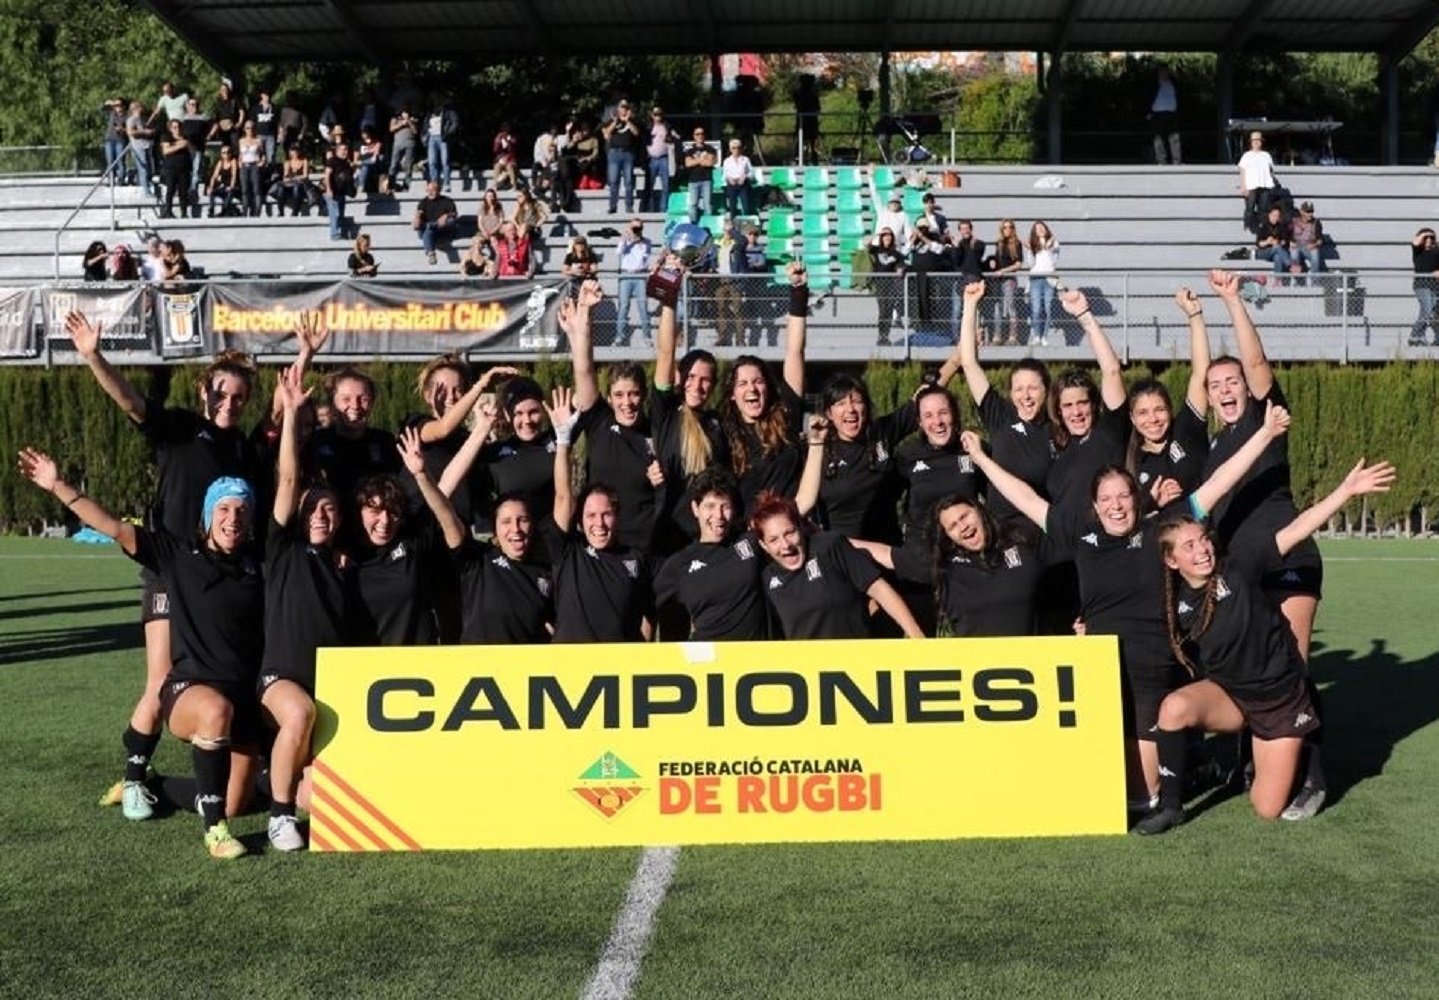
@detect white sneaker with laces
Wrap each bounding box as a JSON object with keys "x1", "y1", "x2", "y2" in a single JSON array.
[{"x1": 267, "y1": 814, "x2": 306, "y2": 851}]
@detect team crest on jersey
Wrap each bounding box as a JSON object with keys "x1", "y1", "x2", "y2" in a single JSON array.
[
  {"x1": 151, "y1": 592, "x2": 170, "y2": 615},
  {"x1": 805, "y1": 558, "x2": 822, "y2": 581},
  {"x1": 1139, "y1": 471, "x2": 1151, "y2": 485},
  {"x1": 545, "y1": 441, "x2": 557, "y2": 454},
  {"x1": 610, "y1": 424, "x2": 622, "y2": 434},
  {"x1": 874, "y1": 441, "x2": 889, "y2": 464},
  {"x1": 912, "y1": 460, "x2": 931, "y2": 473},
  {"x1": 1128, "y1": 533, "x2": 1143, "y2": 549},
  {"x1": 1169, "y1": 440, "x2": 1187, "y2": 462},
  {"x1": 537, "y1": 576, "x2": 551, "y2": 597},
  {"x1": 768, "y1": 576, "x2": 783, "y2": 590},
  {"x1": 1011, "y1": 421, "x2": 1026, "y2": 435},
  {"x1": 623, "y1": 559, "x2": 639, "y2": 578},
  {"x1": 1081, "y1": 532, "x2": 1099, "y2": 546},
  {"x1": 491, "y1": 555, "x2": 510, "y2": 569},
  {"x1": 1177, "y1": 600, "x2": 1193, "y2": 614},
  {"x1": 687, "y1": 559, "x2": 707, "y2": 573},
  {"x1": 1215, "y1": 576, "x2": 1232, "y2": 600},
  {"x1": 958, "y1": 456, "x2": 974, "y2": 473},
  {"x1": 734, "y1": 539, "x2": 754, "y2": 560},
  {"x1": 1003, "y1": 546, "x2": 1022, "y2": 568}
]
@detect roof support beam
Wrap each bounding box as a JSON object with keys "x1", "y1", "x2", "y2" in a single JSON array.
[
  {"x1": 143, "y1": 1, "x2": 242, "y2": 71},
  {"x1": 1383, "y1": 1, "x2": 1439, "y2": 62},
  {"x1": 1050, "y1": 0, "x2": 1087, "y2": 58},
  {"x1": 1220, "y1": 0, "x2": 1277, "y2": 56},
  {"x1": 318, "y1": 0, "x2": 382, "y2": 65}
]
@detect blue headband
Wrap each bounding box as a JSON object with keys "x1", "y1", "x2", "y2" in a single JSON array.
[{"x1": 201, "y1": 477, "x2": 255, "y2": 531}]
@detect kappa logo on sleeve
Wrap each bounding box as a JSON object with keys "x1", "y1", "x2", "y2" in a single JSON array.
[{"x1": 572, "y1": 751, "x2": 645, "y2": 819}]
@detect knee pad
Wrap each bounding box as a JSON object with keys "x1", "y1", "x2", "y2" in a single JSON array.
[{"x1": 192, "y1": 734, "x2": 232, "y2": 751}]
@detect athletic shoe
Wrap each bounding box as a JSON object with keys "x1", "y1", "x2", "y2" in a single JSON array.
[
  {"x1": 204, "y1": 822, "x2": 247, "y2": 860},
  {"x1": 267, "y1": 815, "x2": 306, "y2": 852},
  {"x1": 1132, "y1": 806, "x2": 1185, "y2": 836},
  {"x1": 1126, "y1": 793, "x2": 1159, "y2": 815},
  {"x1": 121, "y1": 780, "x2": 157, "y2": 821},
  {"x1": 98, "y1": 780, "x2": 124, "y2": 807},
  {"x1": 1280, "y1": 783, "x2": 1326, "y2": 822}
]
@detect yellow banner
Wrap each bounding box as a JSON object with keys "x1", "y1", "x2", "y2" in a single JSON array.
[{"x1": 309, "y1": 637, "x2": 1126, "y2": 851}]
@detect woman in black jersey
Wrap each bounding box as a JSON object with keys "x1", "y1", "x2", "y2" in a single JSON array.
[
  {"x1": 307, "y1": 366, "x2": 400, "y2": 507},
  {"x1": 651, "y1": 288, "x2": 726, "y2": 554},
  {"x1": 749, "y1": 492, "x2": 924, "y2": 640},
  {"x1": 1199, "y1": 269, "x2": 1323, "y2": 661},
  {"x1": 352, "y1": 471, "x2": 437, "y2": 646},
  {"x1": 1124, "y1": 288, "x2": 1213, "y2": 514},
  {"x1": 19, "y1": 451, "x2": 261, "y2": 860},
  {"x1": 894, "y1": 382, "x2": 984, "y2": 540},
  {"x1": 545, "y1": 387, "x2": 654, "y2": 642},
  {"x1": 566, "y1": 279, "x2": 665, "y2": 553},
  {"x1": 719, "y1": 263, "x2": 811, "y2": 513},
  {"x1": 257, "y1": 365, "x2": 351, "y2": 851},
  {"x1": 962, "y1": 402, "x2": 1291, "y2": 808},
  {"x1": 653, "y1": 468, "x2": 769, "y2": 641},
  {"x1": 402, "y1": 428, "x2": 554, "y2": 643},
  {"x1": 64, "y1": 310, "x2": 261, "y2": 820},
  {"x1": 852, "y1": 495, "x2": 1046, "y2": 638},
  {"x1": 1137, "y1": 457, "x2": 1396, "y2": 834}
]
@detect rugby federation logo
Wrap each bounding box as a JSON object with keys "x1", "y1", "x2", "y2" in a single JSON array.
[{"x1": 573, "y1": 751, "x2": 645, "y2": 820}]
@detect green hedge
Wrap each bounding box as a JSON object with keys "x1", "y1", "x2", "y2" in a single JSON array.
[{"x1": 2, "y1": 361, "x2": 1435, "y2": 533}]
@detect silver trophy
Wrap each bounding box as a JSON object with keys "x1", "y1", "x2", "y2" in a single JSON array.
[{"x1": 647, "y1": 223, "x2": 715, "y2": 306}]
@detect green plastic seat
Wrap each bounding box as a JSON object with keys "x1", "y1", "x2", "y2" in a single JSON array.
[
  {"x1": 765, "y1": 166, "x2": 798, "y2": 190},
  {"x1": 767, "y1": 212, "x2": 799, "y2": 240},
  {"x1": 802, "y1": 166, "x2": 830, "y2": 189},
  {"x1": 802, "y1": 188, "x2": 829, "y2": 213},
  {"x1": 836, "y1": 188, "x2": 865, "y2": 215},
  {"x1": 902, "y1": 187, "x2": 926, "y2": 215},
  {"x1": 667, "y1": 191, "x2": 690, "y2": 215},
  {"x1": 871, "y1": 165, "x2": 897, "y2": 189},
  {"x1": 801, "y1": 213, "x2": 831, "y2": 237},
  {"x1": 835, "y1": 166, "x2": 863, "y2": 190},
  {"x1": 837, "y1": 213, "x2": 867, "y2": 239}
]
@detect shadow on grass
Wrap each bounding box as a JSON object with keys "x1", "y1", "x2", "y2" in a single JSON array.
[
  {"x1": 0, "y1": 621, "x2": 140, "y2": 665},
  {"x1": 0, "y1": 599, "x2": 136, "y2": 624},
  {"x1": 0, "y1": 585, "x2": 137, "y2": 604}
]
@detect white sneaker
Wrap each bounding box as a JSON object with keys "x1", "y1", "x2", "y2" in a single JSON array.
[{"x1": 267, "y1": 814, "x2": 306, "y2": 851}]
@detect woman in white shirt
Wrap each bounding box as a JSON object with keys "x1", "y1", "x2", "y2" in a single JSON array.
[
  {"x1": 1026, "y1": 221, "x2": 1060, "y2": 346},
  {"x1": 1237, "y1": 131, "x2": 1276, "y2": 232},
  {"x1": 722, "y1": 139, "x2": 754, "y2": 217}
]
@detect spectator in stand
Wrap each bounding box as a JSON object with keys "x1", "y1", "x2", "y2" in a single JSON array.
[
  {"x1": 987, "y1": 219, "x2": 1025, "y2": 345},
  {"x1": 1237, "y1": 130, "x2": 1276, "y2": 233},
  {"x1": 414, "y1": 178, "x2": 458, "y2": 264},
  {"x1": 237, "y1": 121, "x2": 266, "y2": 217},
  {"x1": 908, "y1": 221, "x2": 948, "y2": 326},
  {"x1": 919, "y1": 191, "x2": 949, "y2": 238},
  {"x1": 554, "y1": 121, "x2": 583, "y2": 213},
  {"x1": 162, "y1": 240, "x2": 192, "y2": 284},
  {"x1": 209, "y1": 78, "x2": 244, "y2": 155},
  {"x1": 126, "y1": 100, "x2": 154, "y2": 196},
  {"x1": 316, "y1": 95, "x2": 342, "y2": 146},
  {"x1": 644, "y1": 107, "x2": 672, "y2": 212},
  {"x1": 388, "y1": 106, "x2": 420, "y2": 192},
  {"x1": 178, "y1": 97, "x2": 211, "y2": 201},
  {"x1": 616, "y1": 218, "x2": 653, "y2": 346},
  {"x1": 491, "y1": 121, "x2": 520, "y2": 192},
  {"x1": 83, "y1": 241, "x2": 109, "y2": 281},
  {"x1": 250, "y1": 89, "x2": 278, "y2": 164},
  {"x1": 275, "y1": 143, "x2": 312, "y2": 216},
  {"x1": 102, "y1": 98, "x2": 127, "y2": 181},
  {"x1": 722, "y1": 138, "x2": 755, "y2": 217},
  {"x1": 532, "y1": 124, "x2": 559, "y2": 208},
  {"x1": 868, "y1": 227, "x2": 905, "y2": 346},
  {"x1": 1026, "y1": 220, "x2": 1060, "y2": 346},
  {"x1": 424, "y1": 97, "x2": 458, "y2": 192},
  {"x1": 146, "y1": 80, "x2": 188, "y2": 128},
  {"x1": 355, "y1": 126, "x2": 384, "y2": 197},
  {"x1": 348, "y1": 233, "x2": 379, "y2": 277},
  {"x1": 571, "y1": 122, "x2": 602, "y2": 194},
  {"x1": 1410, "y1": 226, "x2": 1439, "y2": 346},
  {"x1": 206, "y1": 145, "x2": 240, "y2": 217},
  {"x1": 460, "y1": 234, "x2": 498, "y2": 279},
  {"x1": 1290, "y1": 201, "x2": 1327, "y2": 278},
  {"x1": 1253, "y1": 203, "x2": 1294, "y2": 275},
  {"x1": 141, "y1": 235, "x2": 166, "y2": 282},
  {"x1": 277, "y1": 97, "x2": 309, "y2": 152},
  {"x1": 159, "y1": 119, "x2": 195, "y2": 219},
  {"x1": 493, "y1": 220, "x2": 535, "y2": 278},
  {"x1": 875, "y1": 194, "x2": 910, "y2": 248},
  {"x1": 512, "y1": 187, "x2": 549, "y2": 239},
  {"x1": 562, "y1": 236, "x2": 600, "y2": 288},
  {"x1": 603, "y1": 100, "x2": 641, "y2": 214},
  {"x1": 794, "y1": 74, "x2": 821, "y2": 163},
  {"x1": 683, "y1": 126, "x2": 716, "y2": 224},
  {"x1": 356, "y1": 88, "x2": 381, "y2": 137},
  {"x1": 323, "y1": 140, "x2": 356, "y2": 240},
  {"x1": 1149, "y1": 63, "x2": 1181, "y2": 166},
  {"x1": 948, "y1": 219, "x2": 987, "y2": 338},
  {"x1": 477, "y1": 188, "x2": 506, "y2": 243},
  {"x1": 108, "y1": 244, "x2": 139, "y2": 281}
]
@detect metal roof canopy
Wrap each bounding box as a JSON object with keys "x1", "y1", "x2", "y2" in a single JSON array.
[{"x1": 146, "y1": 0, "x2": 1439, "y2": 67}]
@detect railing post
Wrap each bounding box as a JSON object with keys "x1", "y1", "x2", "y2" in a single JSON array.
[
  {"x1": 1340, "y1": 276, "x2": 1349, "y2": 364},
  {"x1": 1121, "y1": 271, "x2": 1130, "y2": 363},
  {"x1": 950, "y1": 127, "x2": 956, "y2": 164}
]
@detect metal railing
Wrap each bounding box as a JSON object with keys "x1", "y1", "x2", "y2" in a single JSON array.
[{"x1": 50, "y1": 143, "x2": 134, "y2": 279}]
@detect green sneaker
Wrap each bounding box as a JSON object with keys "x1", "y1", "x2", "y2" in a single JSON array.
[
  {"x1": 98, "y1": 780, "x2": 124, "y2": 807},
  {"x1": 121, "y1": 780, "x2": 156, "y2": 821},
  {"x1": 204, "y1": 822, "x2": 247, "y2": 861}
]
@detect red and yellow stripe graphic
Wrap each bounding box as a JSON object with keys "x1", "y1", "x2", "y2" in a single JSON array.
[{"x1": 308, "y1": 758, "x2": 422, "y2": 852}]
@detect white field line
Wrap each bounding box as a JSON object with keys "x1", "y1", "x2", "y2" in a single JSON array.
[{"x1": 579, "y1": 846, "x2": 681, "y2": 1000}]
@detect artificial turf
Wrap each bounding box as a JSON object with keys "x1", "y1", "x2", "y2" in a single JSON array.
[{"x1": 1, "y1": 536, "x2": 1436, "y2": 999}]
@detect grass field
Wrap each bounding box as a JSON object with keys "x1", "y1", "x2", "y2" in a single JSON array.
[{"x1": 1, "y1": 535, "x2": 1437, "y2": 1000}]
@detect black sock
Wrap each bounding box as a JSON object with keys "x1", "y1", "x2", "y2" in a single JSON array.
[
  {"x1": 271, "y1": 799, "x2": 296, "y2": 820},
  {"x1": 1302, "y1": 742, "x2": 1326, "y2": 792},
  {"x1": 191, "y1": 744, "x2": 231, "y2": 829},
  {"x1": 122, "y1": 726, "x2": 161, "y2": 783},
  {"x1": 1154, "y1": 728, "x2": 1189, "y2": 812}
]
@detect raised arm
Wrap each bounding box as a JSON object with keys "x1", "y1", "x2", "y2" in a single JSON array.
[
  {"x1": 956, "y1": 280, "x2": 992, "y2": 408},
  {"x1": 938, "y1": 281, "x2": 986, "y2": 389},
  {"x1": 1061, "y1": 289, "x2": 1125, "y2": 411},
  {"x1": 848, "y1": 537, "x2": 895, "y2": 570},
  {"x1": 17, "y1": 448, "x2": 137, "y2": 555},
  {"x1": 1208, "y1": 267, "x2": 1273, "y2": 400},
  {"x1": 1190, "y1": 401, "x2": 1289, "y2": 517},
  {"x1": 437, "y1": 402, "x2": 497, "y2": 497},
  {"x1": 271, "y1": 363, "x2": 309, "y2": 527},
  {"x1": 782, "y1": 262, "x2": 808, "y2": 398},
  {"x1": 1275, "y1": 459, "x2": 1396, "y2": 557},
  {"x1": 421, "y1": 365, "x2": 518, "y2": 445},
  {"x1": 547, "y1": 387, "x2": 579, "y2": 532},
  {"x1": 564, "y1": 280, "x2": 603, "y2": 413},
  {"x1": 398, "y1": 426, "x2": 466, "y2": 549},
  {"x1": 64, "y1": 311, "x2": 148, "y2": 423},
  {"x1": 653, "y1": 260, "x2": 681, "y2": 389},
  {"x1": 960, "y1": 430, "x2": 1050, "y2": 529},
  {"x1": 794, "y1": 416, "x2": 828, "y2": 516},
  {"x1": 1175, "y1": 287, "x2": 1210, "y2": 415}
]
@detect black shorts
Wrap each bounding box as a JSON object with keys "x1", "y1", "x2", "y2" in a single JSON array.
[
  {"x1": 1124, "y1": 661, "x2": 1190, "y2": 740},
  {"x1": 139, "y1": 567, "x2": 171, "y2": 625},
  {"x1": 1260, "y1": 537, "x2": 1323, "y2": 600},
  {"x1": 159, "y1": 676, "x2": 266, "y2": 747},
  {"x1": 255, "y1": 670, "x2": 314, "y2": 700},
  {"x1": 1232, "y1": 674, "x2": 1321, "y2": 741}
]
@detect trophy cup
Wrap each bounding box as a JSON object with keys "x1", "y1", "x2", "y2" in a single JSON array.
[{"x1": 647, "y1": 222, "x2": 714, "y2": 307}]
